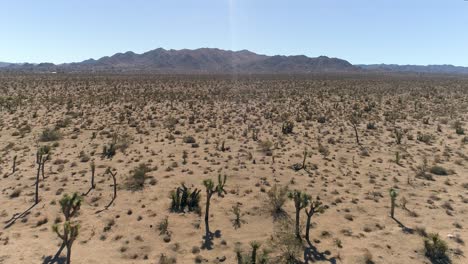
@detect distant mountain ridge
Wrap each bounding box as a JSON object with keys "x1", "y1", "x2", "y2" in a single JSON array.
[
  {"x1": 0, "y1": 62, "x2": 12, "y2": 68},
  {"x1": 359, "y1": 64, "x2": 468, "y2": 75},
  {"x1": 1, "y1": 48, "x2": 468, "y2": 75},
  {"x1": 0, "y1": 48, "x2": 357, "y2": 73}
]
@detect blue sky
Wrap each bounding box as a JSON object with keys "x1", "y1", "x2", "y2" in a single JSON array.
[{"x1": 1, "y1": 0, "x2": 468, "y2": 66}]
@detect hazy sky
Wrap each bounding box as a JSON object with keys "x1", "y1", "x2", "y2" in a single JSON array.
[{"x1": 1, "y1": 0, "x2": 468, "y2": 66}]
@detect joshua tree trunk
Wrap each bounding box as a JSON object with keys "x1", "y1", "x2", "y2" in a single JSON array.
[
  {"x1": 66, "y1": 243, "x2": 71, "y2": 264},
  {"x1": 112, "y1": 173, "x2": 117, "y2": 201},
  {"x1": 352, "y1": 123, "x2": 360, "y2": 145},
  {"x1": 91, "y1": 170, "x2": 95, "y2": 189},
  {"x1": 204, "y1": 192, "x2": 212, "y2": 235},
  {"x1": 12, "y1": 155, "x2": 17, "y2": 173},
  {"x1": 35, "y1": 163, "x2": 40, "y2": 204},
  {"x1": 305, "y1": 212, "x2": 313, "y2": 244},
  {"x1": 294, "y1": 206, "x2": 301, "y2": 239},
  {"x1": 390, "y1": 198, "x2": 395, "y2": 218},
  {"x1": 251, "y1": 246, "x2": 257, "y2": 264},
  {"x1": 41, "y1": 161, "x2": 46, "y2": 179}
]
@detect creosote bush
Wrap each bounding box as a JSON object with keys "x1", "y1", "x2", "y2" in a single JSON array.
[
  {"x1": 40, "y1": 127, "x2": 62, "y2": 142},
  {"x1": 126, "y1": 163, "x2": 151, "y2": 190},
  {"x1": 267, "y1": 184, "x2": 288, "y2": 218}
]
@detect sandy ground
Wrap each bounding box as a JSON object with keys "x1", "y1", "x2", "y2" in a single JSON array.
[{"x1": 0, "y1": 74, "x2": 467, "y2": 264}]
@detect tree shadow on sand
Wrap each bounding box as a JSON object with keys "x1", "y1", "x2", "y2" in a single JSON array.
[
  {"x1": 201, "y1": 230, "x2": 222, "y2": 250},
  {"x1": 4, "y1": 203, "x2": 42, "y2": 229},
  {"x1": 392, "y1": 217, "x2": 414, "y2": 234},
  {"x1": 42, "y1": 243, "x2": 66, "y2": 264},
  {"x1": 304, "y1": 242, "x2": 337, "y2": 264}
]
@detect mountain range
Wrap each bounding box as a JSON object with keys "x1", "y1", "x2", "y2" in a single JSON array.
[{"x1": 1, "y1": 48, "x2": 467, "y2": 75}]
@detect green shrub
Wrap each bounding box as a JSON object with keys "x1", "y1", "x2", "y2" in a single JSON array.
[{"x1": 424, "y1": 233, "x2": 449, "y2": 263}]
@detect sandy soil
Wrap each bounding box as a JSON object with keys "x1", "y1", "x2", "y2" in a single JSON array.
[{"x1": 0, "y1": 74, "x2": 467, "y2": 264}]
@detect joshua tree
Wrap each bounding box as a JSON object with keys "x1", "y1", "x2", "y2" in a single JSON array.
[
  {"x1": 349, "y1": 113, "x2": 361, "y2": 145},
  {"x1": 252, "y1": 128, "x2": 260, "y2": 141},
  {"x1": 12, "y1": 155, "x2": 17, "y2": 173},
  {"x1": 35, "y1": 146, "x2": 51, "y2": 204},
  {"x1": 231, "y1": 203, "x2": 244, "y2": 229},
  {"x1": 288, "y1": 190, "x2": 311, "y2": 239},
  {"x1": 394, "y1": 128, "x2": 404, "y2": 144},
  {"x1": 282, "y1": 120, "x2": 294, "y2": 134},
  {"x1": 250, "y1": 241, "x2": 261, "y2": 264},
  {"x1": 90, "y1": 161, "x2": 96, "y2": 189},
  {"x1": 203, "y1": 174, "x2": 227, "y2": 236},
  {"x1": 304, "y1": 197, "x2": 326, "y2": 245},
  {"x1": 53, "y1": 221, "x2": 79, "y2": 264},
  {"x1": 104, "y1": 167, "x2": 117, "y2": 209},
  {"x1": 52, "y1": 193, "x2": 82, "y2": 264},
  {"x1": 37, "y1": 146, "x2": 51, "y2": 179},
  {"x1": 389, "y1": 188, "x2": 398, "y2": 219},
  {"x1": 291, "y1": 148, "x2": 309, "y2": 171}
]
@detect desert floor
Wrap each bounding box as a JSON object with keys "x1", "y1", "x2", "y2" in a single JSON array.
[{"x1": 0, "y1": 74, "x2": 467, "y2": 264}]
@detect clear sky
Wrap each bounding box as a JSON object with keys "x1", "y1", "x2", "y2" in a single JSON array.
[{"x1": 1, "y1": 0, "x2": 468, "y2": 66}]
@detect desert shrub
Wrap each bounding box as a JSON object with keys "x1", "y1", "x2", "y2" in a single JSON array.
[
  {"x1": 453, "y1": 121, "x2": 465, "y2": 135},
  {"x1": 281, "y1": 121, "x2": 294, "y2": 134},
  {"x1": 158, "y1": 217, "x2": 169, "y2": 235},
  {"x1": 259, "y1": 140, "x2": 273, "y2": 155},
  {"x1": 267, "y1": 184, "x2": 288, "y2": 218},
  {"x1": 164, "y1": 116, "x2": 178, "y2": 131},
  {"x1": 424, "y1": 233, "x2": 449, "y2": 263},
  {"x1": 183, "y1": 136, "x2": 196, "y2": 144},
  {"x1": 270, "y1": 219, "x2": 303, "y2": 263},
  {"x1": 417, "y1": 133, "x2": 433, "y2": 144},
  {"x1": 366, "y1": 122, "x2": 376, "y2": 130},
  {"x1": 39, "y1": 128, "x2": 61, "y2": 142},
  {"x1": 430, "y1": 166, "x2": 449, "y2": 176},
  {"x1": 126, "y1": 163, "x2": 151, "y2": 190},
  {"x1": 158, "y1": 254, "x2": 176, "y2": 264},
  {"x1": 102, "y1": 143, "x2": 116, "y2": 158},
  {"x1": 317, "y1": 116, "x2": 327, "y2": 123},
  {"x1": 55, "y1": 117, "x2": 72, "y2": 128},
  {"x1": 79, "y1": 151, "x2": 90, "y2": 162}
]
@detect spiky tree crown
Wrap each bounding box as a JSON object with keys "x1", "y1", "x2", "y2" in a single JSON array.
[
  {"x1": 203, "y1": 174, "x2": 227, "y2": 196},
  {"x1": 288, "y1": 190, "x2": 311, "y2": 209},
  {"x1": 59, "y1": 193, "x2": 83, "y2": 220}
]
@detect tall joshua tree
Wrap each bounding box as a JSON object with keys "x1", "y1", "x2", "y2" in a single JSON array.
[
  {"x1": 389, "y1": 188, "x2": 398, "y2": 219},
  {"x1": 104, "y1": 167, "x2": 117, "y2": 209},
  {"x1": 90, "y1": 161, "x2": 96, "y2": 189},
  {"x1": 304, "y1": 197, "x2": 326, "y2": 245},
  {"x1": 349, "y1": 112, "x2": 361, "y2": 145},
  {"x1": 288, "y1": 190, "x2": 311, "y2": 239},
  {"x1": 203, "y1": 174, "x2": 227, "y2": 236},
  {"x1": 37, "y1": 145, "x2": 51, "y2": 180},
  {"x1": 52, "y1": 193, "x2": 82, "y2": 264},
  {"x1": 35, "y1": 146, "x2": 51, "y2": 204},
  {"x1": 12, "y1": 155, "x2": 17, "y2": 173}
]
